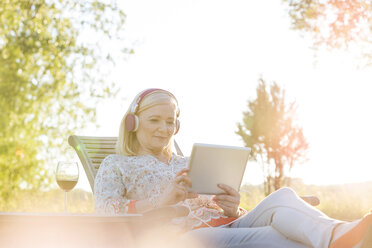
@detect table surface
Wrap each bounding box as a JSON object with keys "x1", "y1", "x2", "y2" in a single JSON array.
[
  {"x1": 0, "y1": 209, "x2": 189, "y2": 248},
  {"x1": 0, "y1": 212, "x2": 146, "y2": 248},
  {"x1": 0, "y1": 212, "x2": 143, "y2": 222}
]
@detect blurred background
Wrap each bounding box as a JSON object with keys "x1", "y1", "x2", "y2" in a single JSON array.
[{"x1": 1, "y1": 0, "x2": 371, "y2": 221}]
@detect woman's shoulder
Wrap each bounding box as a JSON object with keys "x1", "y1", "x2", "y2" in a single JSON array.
[
  {"x1": 99, "y1": 154, "x2": 133, "y2": 170},
  {"x1": 101, "y1": 154, "x2": 128, "y2": 164}
]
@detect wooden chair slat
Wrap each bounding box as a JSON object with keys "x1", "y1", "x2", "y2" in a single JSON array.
[
  {"x1": 87, "y1": 154, "x2": 111, "y2": 159},
  {"x1": 89, "y1": 159, "x2": 104, "y2": 164},
  {"x1": 79, "y1": 136, "x2": 117, "y2": 141},
  {"x1": 85, "y1": 148, "x2": 116, "y2": 154},
  {"x1": 84, "y1": 144, "x2": 116, "y2": 149}
]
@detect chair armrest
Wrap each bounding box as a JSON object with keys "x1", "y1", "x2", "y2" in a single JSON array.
[{"x1": 300, "y1": 196, "x2": 320, "y2": 206}]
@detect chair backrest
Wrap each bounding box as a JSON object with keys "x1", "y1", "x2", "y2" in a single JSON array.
[{"x1": 68, "y1": 135, "x2": 183, "y2": 191}]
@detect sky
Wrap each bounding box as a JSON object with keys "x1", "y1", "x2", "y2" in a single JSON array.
[{"x1": 72, "y1": 0, "x2": 372, "y2": 192}]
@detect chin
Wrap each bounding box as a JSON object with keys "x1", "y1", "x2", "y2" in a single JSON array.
[{"x1": 152, "y1": 142, "x2": 170, "y2": 151}]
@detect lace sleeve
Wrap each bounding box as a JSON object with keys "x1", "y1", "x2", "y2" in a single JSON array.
[{"x1": 94, "y1": 155, "x2": 134, "y2": 214}]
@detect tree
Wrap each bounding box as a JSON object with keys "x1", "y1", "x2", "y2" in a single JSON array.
[
  {"x1": 0, "y1": 0, "x2": 131, "y2": 209},
  {"x1": 282, "y1": 0, "x2": 372, "y2": 66},
  {"x1": 236, "y1": 78, "x2": 308, "y2": 195}
]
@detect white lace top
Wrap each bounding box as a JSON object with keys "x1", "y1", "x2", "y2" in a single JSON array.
[{"x1": 94, "y1": 154, "x2": 239, "y2": 231}]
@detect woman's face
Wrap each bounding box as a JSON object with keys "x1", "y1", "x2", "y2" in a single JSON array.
[{"x1": 136, "y1": 102, "x2": 177, "y2": 155}]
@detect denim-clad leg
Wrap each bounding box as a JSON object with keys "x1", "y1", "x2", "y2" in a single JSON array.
[
  {"x1": 181, "y1": 188, "x2": 340, "y2": 248},
  {"x1": 229, "y1": 187, "x2": 340, "y2": 248},
  {"x1": 180, "y1": 226, "x2": 310, "y2": 248}
]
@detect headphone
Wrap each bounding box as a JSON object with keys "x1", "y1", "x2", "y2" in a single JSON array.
[{"x1": 125, "y1": 88, "x2": 180, "y2": 134}]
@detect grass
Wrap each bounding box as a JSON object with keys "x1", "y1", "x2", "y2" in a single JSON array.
[
  {"x1": 240, "y1": 180, "x2": 372, "y2": 221},
  {"x1": 4, "y1": 180, "x2": 372, "y2": 221},
  {"x1": 4, "y1": 188, "x2": 95, "y2": 213}
]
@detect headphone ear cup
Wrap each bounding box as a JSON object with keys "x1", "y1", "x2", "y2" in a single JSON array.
[
  {"x1": 125, "y1": 114, "x2": 139, "y2": 132},
  {"x1": 174, "y1": 119, "x2": 180, "y2": 135},
  {"x1": 133, "y1": 115, "x2": 139, "y2": 132}
]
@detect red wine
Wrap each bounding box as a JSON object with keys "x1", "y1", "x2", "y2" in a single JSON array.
[{"x1": 57, "y1": 180, "x2": 78, "y2": 192}]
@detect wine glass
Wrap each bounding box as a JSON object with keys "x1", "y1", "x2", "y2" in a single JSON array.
[{"x1": 56, "y1": 161, "x2": 79, "y2": 213}]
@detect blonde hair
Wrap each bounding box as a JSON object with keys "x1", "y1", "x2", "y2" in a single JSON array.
[{"x1": 116, "y1": 90, "x2": 179, "y2": 156}]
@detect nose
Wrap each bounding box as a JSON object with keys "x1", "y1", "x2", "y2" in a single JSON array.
[
  {"x1": 158, "y1": 120, "x2": 168, "y2": 132},
  {"x1": 158, "y1": 121, "x2": 174, "y2": 134}
]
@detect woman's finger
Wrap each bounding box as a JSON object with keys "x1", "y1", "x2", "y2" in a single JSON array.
[
  {"x1": 214, "y1": 195, "x2": 239, "y2": 204},
  {"x1": 214, "y1": 200, "x2": 235, "y2": 211},
  {"x1": 174, "y1": 183, "x2": 186, "y2": 191},
  {"x1": 187, "y1": 191, "x2": 199, "y2": 199},
  {"x1": 214, "y1": 198, "x2": 237, "y2": 208},
  {"x1": 173, "y1": 186, "x2": 187, "y2": 201},
  {"x1": 176, "y1": 168, "x2": 189, "y2": 177},
  {"x1": 216, "y1": 201, "x2": 239, "y2": 218},
  {"x1": 175, "y1": 184, "x2": 188, "y2": 197},
  {"x1": 217, "y1": 183, "x2": 240, "y2": 197},
  {"x1": 175, "y1": 175, "x2": 192, "y2": 188}
]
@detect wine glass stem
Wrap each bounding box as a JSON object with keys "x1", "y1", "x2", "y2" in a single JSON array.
[{"x1": 64, "y1": 191, "x2": 68, "y2": 213}]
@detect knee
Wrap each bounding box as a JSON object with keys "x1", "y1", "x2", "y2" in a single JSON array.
[
  {"x1": 263, "y1": 187, "x2": 299, "y2": 206},
  {"x1": 274, "y1": 187, "x2": 297, "y2": 198}
]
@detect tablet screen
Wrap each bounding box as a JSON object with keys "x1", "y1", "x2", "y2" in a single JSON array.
[{"x1": 187, "y1": 143, "x2": 250, "y2": 195}]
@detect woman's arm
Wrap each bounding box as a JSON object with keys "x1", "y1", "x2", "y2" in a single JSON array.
[
  {"x1": 95, "y1": 157, "x2": 196, "y2": 214},
  {"x1": 94, "y1": 156, "x2": 136, "y2": 214}
]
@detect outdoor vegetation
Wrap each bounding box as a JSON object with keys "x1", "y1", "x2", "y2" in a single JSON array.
[
  {"x1": 236, "y1": 78, "x2": 308, "y2": 195},
  {"x1": 0, "y1": 0, "x2": 130, "y2": 209},
  {"x1": 282, "y1": 0, "x2": 372, "y2": 66}
]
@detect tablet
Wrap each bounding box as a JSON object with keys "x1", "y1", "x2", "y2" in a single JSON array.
[{"x1": 187, "y1": 143, "x2": 250, "y2": 195}]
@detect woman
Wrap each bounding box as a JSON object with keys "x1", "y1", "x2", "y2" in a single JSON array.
[{"x1": 94, "y1": 88, "x2": 372, "y2": 248}]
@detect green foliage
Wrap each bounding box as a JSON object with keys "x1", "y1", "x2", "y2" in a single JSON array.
[
  {"x1": 0, "y1": 0, "x2": 131, "y2": 209},
  {"x1": 236, "y1": 78, "x2": 308, "y2": 195},
  {"x1": 282, "y1": 0, "x2": 372, "y2": 66}
]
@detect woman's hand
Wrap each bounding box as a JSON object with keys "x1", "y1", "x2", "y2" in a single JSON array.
[
  {"x1": 212, "y1": 183, "x2": 241, "y2": 218},
  {"x1": 158, "y1": 168, "x2": 198, "y2": 207}
]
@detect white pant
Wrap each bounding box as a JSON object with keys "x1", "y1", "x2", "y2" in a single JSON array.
[{"x1": 181, "y1": 187, "x2": 341, "y2": 248}]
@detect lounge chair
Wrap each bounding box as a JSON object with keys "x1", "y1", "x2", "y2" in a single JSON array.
[{"x1": 68, "y1": 135, "x2": 320, "y2": 207}]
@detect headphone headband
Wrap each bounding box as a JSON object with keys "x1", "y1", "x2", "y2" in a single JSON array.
[{"x1": 130, "y1": 88, "x2": 179, "y2": 115}]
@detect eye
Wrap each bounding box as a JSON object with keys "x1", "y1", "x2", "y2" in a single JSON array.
[{"x1": 149, "y1": 119, "x2": 159, "y2": 122}]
